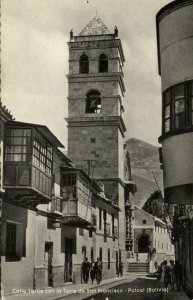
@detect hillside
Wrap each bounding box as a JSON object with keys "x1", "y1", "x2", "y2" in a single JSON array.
[{"x1": 125, "y1": 138, "x2": 163, "y2": 207}]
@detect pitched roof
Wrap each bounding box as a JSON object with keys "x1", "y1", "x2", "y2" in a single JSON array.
[{"x1": 79, "y1": 17, "x2": 111, "y2": 36}]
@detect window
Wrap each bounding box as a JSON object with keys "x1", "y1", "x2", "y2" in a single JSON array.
[
  {"x1": 91, "y1": 247, "x2": 94, "y2": 261},
  {"x1": 163, "y1": 80, "x2": 193, "y2": 134},
  {"x1": 82, "y1": 246, "x2": 86, "y2": 260},
  {"x1": 114, "y1": 226, "x2": 118, "y2": 239},
  {"x1": 99, "y1": 54, "x2": 108, "y2": 73},
  {"x1": 92, "y1": 214, "x2": 97, "y2": 227},
  {"x1": 78, "y1": 174, "x2": 91, "y2": 207},
  {"x1": 80, "y1": 54, "x2": 89, "y2": 74},
  {"x1": 112, "y1": 216, "x2": 115, "y2": 237},
  {"x1": 99, "y1": 208, "x2": 102, "y2": 230},
  {"x1": 106, "y1": 223, "x2": 110, "y2": 236},
  {"x1": 164, "y1": 90, "x2": 171, "y2": 133},
  {"x1": 86, "y1": 90, "x2": 101, "y2": 114},
  {"x1": 32, "y1": 132, "x2": 53, "y2": 174},
  {"x1": 142, "y1": 220, "x2": 146, "y2": 225},
  {"x1": 108, "y1": 248, "x2": 110, "y2": 270},
  {"x1": 89, "y1": 230, "x2": 92, "y2": 238},
  {"x1": 90, "y1": 138, "x2": 96, "y2": 143},
  {"x1": 62, "y1": 173, "x2": 76, "y2": 200},
  {"x1": 79, "y1": 228, "x2": 84, "y2": 236},
  {"x1": 155, "y1": 238, "x2": 156, "y2": 247},
  {"x1": 99, "y1": 247, "x2": 102, "y2": 260},
  {"x1": 103, "y1": 210, "x2": 107, "y2": 242},
  {"x1": 5, "y1": 128, "x2": 31, "y2": 162}
]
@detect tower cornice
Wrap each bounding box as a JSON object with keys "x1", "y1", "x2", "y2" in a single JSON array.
[
  {"x1": 68, "y1": 38, "x2": 125, "y2": 64},
  {"x1": 67, "y1": 72, "x2": 126, "y2": 95},
  {"x1": 65, "y1": 116, "x2": 126, "y2": 137}
]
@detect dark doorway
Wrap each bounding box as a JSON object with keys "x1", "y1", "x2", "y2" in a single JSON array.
[
  {"x1": 44, "y1": 242, "x2": 53, "y2": 287},
  {"x1": 116, "y1": 251, "x2": 119, "y2": 275},
  {"x1": 138, "y1": 230, "x2": 151, "y2": 253},
  {"x1": 65, "y1": 238, "x2": 73, "y2": 282}
]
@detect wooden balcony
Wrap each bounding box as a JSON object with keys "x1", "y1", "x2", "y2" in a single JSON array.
[
  {"x1": 48, "y1": 196, "x2": 63, "y2": 217},
  {"x1": 3, "y1": 121, "x2": 63, "y2": 208},
  {"x1": 61, "y1": 167, "x2": 93, "y2": 228},
  {"x1": 61, "y1": 199, "x2": 92, "y2": 228}
]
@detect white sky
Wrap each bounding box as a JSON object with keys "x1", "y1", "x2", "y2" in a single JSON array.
[{"x1": 1, "y1": 0, "x2": 171, "y2": 148}]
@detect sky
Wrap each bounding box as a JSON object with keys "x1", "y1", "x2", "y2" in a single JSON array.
[{"x1": 2, "y1": 0, "x2": 171, "y2": 148}]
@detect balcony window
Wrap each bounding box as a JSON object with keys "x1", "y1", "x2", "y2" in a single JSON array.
[
  {"x1": 62, "y1": 173, "x2": 77, "y2": 200},
  {"x1": 61, "y1": 171, "x2": 92, "y2": 224},
  {"x1": 33, "y1": 132, "x2": 52, "y2": 174},
  {"x1": 174, "y1": 84, "x2": 185, "y2": 129},
  {"x1": 162, "y1": 80, "x2": 193, "y2": 134},
  {"x1": 5, "y1": 128, "x2": 31, "y2": 162},
  {"x1": 164, "y1": 91, "x2": 171, "y2": 133}
]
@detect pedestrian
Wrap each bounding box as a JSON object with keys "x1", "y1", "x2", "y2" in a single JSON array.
[
  {"x1": 169, "y1": 260, "x2": 176, "y2": 290},
  {"x1": 96, "y1": 257, "x2": 103, "y2": 283},
  {"x1": 116, "y1": 260, "x2": 119, "y2": 276},
  {"x1": 136, "y1": 250, "x2": 139, "y2": 262},
  {"x1": 90, "y1": 258, "x2": 95, "y2": 284},
  {"x1": 147, "y1": 245, "x2": 151, "y2": 262},
  {"x1": 160, "y1": 260, "x2": 170, "y2": 288},
  {"x1": 81, "y1": 257, "x2": 91, "y2": 284},
  {"x1": 118, "y1": 261, "x2": 123, "y2": 277},
  {"x1": 175, "y1": 261, "x2": 183, "y2": 291}
]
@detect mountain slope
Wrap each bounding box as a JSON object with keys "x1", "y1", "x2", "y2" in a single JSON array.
[{"x1": 125, "y1": 138, "x2": 163, "y2": 207}]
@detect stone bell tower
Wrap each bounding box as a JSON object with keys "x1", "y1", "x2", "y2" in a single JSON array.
[{"x1": 66, "y1": 17, "x2": 127, "y2": 256}]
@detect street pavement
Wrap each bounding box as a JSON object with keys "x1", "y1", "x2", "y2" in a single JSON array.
[
  {"x1": 2, "y1": 274, "x2": 190, "y2": 300},
  {"x1": 83, "y1": 276, "x2": 191, "y2": 300}
]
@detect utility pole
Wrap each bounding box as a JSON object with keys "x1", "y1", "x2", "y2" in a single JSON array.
[
  {"x1": 84, "y1": 159, "x2": 95, "y2": 177},
  {"x1": 84, "y1": 160, "x2": 96, "y2": 221}
]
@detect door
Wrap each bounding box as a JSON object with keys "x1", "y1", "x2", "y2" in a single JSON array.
[
  {"x1": 65, "y1": 238, "x2": 73, "y2": 282},
  {"x1": 44, "y1": 242, "x2": 53, "y2": 287}
]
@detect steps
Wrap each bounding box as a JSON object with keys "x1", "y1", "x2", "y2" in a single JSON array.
[{"x1": 128, "y1": 262, "x2": 149, "y2": 273}]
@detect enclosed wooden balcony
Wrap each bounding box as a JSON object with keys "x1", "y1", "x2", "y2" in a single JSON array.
[
  {"x1": 48, "y1": 196, "x2": 63, "y2": 217},
  {"x1": 61, "y1": 168, "x2": 92, "y2": 228},
  {"x1": 3, "y1": 121, "x2": 63, "y2": 208}
]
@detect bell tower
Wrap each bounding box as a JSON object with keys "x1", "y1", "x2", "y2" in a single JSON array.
[{"x1": 67, "y1": 17, "x2": 127, "y2": 254}]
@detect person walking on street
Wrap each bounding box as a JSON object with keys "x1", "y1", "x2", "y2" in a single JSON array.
[
  {"x1": 81, "y1": 258, "x2": 91, "y2": 284},
  {"x1": 90, "y1": 259, "x2": 95, "y2": 284},
  {"x1": 175, "y1": 261, "x2": 183, "y2": 291},
  {"x1": 160, "y1": 260, "x2": 170, "y2": 288},
  {"x1": 96, "y1": 257, "x2": 103, "y2": 283},
  {"x1": 118, "y1": 261, "x2": 123, "y2": 277},
  {"x1": 169, "y1": 260, "x2": 176, "y2": 290}
]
